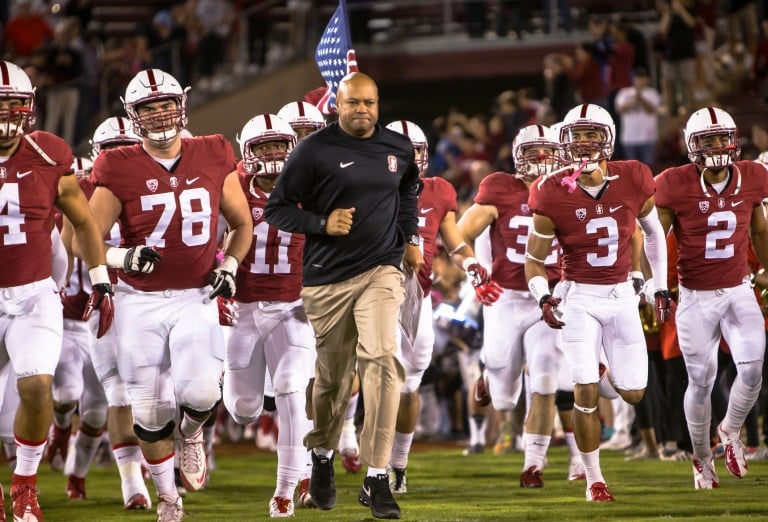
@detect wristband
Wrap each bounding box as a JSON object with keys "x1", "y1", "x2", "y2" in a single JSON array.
[
  {"x1": 527, "y1": 275, "x2": 550, "y2": 303},
  {"x1": 89, "y1": 264, "x2": 110, "y2": 286},
  {"x1": 219, "y1": 255, "x2": 239, "y2": 273},
  {"x1": 105, "y1": 247, "x2": 129, "y2": 269},
  {"x1": 462, "y1": 257, "x2": 478, "y2": 272}
]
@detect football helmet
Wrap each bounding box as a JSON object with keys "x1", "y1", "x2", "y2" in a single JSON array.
[
  {"x1": 90, "y1": 116, "x2": 141, "y2": 159},
  {"x1": 71, "y1": 156, "x2": 93, "y2": 179},
  {"x1": 512, "y1": 124, "x2": 561, "y2": 179},
  {"x1": 122, "y1": 68, "x2": 189, "y2": 143},
  {"x1": 560, "y1": 103, "x2": 615, "y2": 170},
  {"x1": 236, "y1": 113, "x2": 296, "y2": 177},
  {"x1": 276, "y1": 101, "x2": 325, "y2": 140},
  {"x1": 684, "y1": 107, "x2": 740, "y2": 168},
  {"x1": 0, "y1": 60, "x2": 36, "y2": 138},
  {"x1": 385, "y1": 120, "x2": 429, "y2": 175}
]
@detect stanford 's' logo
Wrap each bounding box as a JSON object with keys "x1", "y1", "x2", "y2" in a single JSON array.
[{"x1": 387, "y1": 155, "x2": 397, "y2": 173}]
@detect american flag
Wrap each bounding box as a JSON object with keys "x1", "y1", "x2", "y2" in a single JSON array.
[{"x1": 314, "y1": 0, "x2": 358, "y2": 114}]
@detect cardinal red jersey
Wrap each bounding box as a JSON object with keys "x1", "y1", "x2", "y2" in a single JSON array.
[
  {"x1": 528, "y1": 160, "x2": 654, "y2": 284},
  {"x1": 91, "y1": 135, "x2": 236, "y2": 291},
  {"x1": 475, "y1": 172, "x2": 561, "y2": 290},
  {"x1": 656, "y1": 161, "x2": 768, "y2": 290},
  {"x1": 235, "y1": 163, "x2": 304, "y2": 302},
  {"x1": 0, "y1": 131, "x2": 73, "y2": 287},
  {"x1": 417, "y1": 177, "x2": 457, "y2": 295}
]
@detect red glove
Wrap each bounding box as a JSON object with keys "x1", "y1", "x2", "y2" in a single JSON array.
[
  {"x1": 466, "y1": 261, "x2": 491, "y2": 287},
  {"x1": 217, "y1": 297, "x2": 238, "y2": 327},
  {"x1": 83, "y1": 283, "x2": 114, "y2": 338},
  {"x1": 654, "y1": 290, "x2": 676, "y2": 324},
  {"x1": 474, "y1": 280, "x2": 502, "y2": 306},
  {"x1": 539, "y1": 295, "x2": 565, "y2": 329}
]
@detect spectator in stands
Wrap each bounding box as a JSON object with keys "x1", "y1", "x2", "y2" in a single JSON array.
[
  {"x1": 568, "y1": 43, "x2": 608, "y2": 108},
  {"x1": 287, "y1": 0, "x2": 311, "y2": 57},
  {"x1": 43, "y1": 17, "x2": 83, "y2": 146},
  {"x1": 695, "y1": 0, "x2": 717, "y2": 91},
  {"x1": 139, "y1": 9, "x2": 189, "y2": 87},
  {"x1": 195, "y1": 0, "x2": 235, "y2": 92},
  {"x1": 752, "y1": 20, "x2": 768, "y2": 101},
  {"x1": 239, "y1": 0, "x2": 273, "y2": 70},
  {"x1": 64, "y1": 0, "x2": 93, "y2": 32},
  {"x1": 464, "y1": 1, "x2": 487, "y2": 39},
  {"x1": 496, "y1": 1, "x2": 530, "y2": 40},
  {"x1": 614, "y1": 68, "x2": 661, "y2": 167},
  {"x1": 543, "y1": 53, "x2": 577, "y2": 120},
  {"x1": 727, "y1": 0, "x2": 759, "y2": 58},
  {"x1": 607, "y1": 21, "x2": 635, "y2": 159},
  {"x1": 3, "y1": 0, "x2": 54, "y2": 63},
  {"x1": 658, "y1": 0, "x2": 697, "y2": 115},
  {"x1": 547, "y1": 0, "x2": 572, "y2": 33}
]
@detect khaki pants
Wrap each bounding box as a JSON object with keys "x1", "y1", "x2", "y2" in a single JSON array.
[{"x1": 301, "y1": 265, "x2": 405, "y2": 468}]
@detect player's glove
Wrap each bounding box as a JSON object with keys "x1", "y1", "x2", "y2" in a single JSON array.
[
  {"x1": 631, "y1": 270, "x2": 645, "y2": 295},
  {"x1": 106, "y1": 245, "x2": 161, "y2": 274},
  {"x1": 654, "y1": 289, "x2": 676, "y2": 324},
  {"x1": 82, "y1": 265, "x2": 114, "y2": 338},
  {"x1": 209, "y1": 255, "x2": 239, "y2": 299},
  {"x1": 463, "y1": 257, "x2": 490, "y2": 286},
  {"x1": 539, "y1": 294, "x2": 565, "y2": 329},
  {"x1": 474, "y1": 280, "x2": 502, "y2": 306},
  {"x1": 217, "y1": 297, "x2": 238, "y2": 327}
]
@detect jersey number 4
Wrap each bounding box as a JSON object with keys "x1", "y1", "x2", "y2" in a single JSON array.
[{"x1": 0, "y1": 183, "x2": 27, "y2": 245}]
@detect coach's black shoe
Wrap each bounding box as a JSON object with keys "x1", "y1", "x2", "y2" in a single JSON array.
[
  {"x1": 310, "y1": 451, "x2": 336, "y2": 510},
  {"x1": 358, "y1": 474, "x2": 401, "y2": 519}
]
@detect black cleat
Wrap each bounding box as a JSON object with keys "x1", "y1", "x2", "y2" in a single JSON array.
[
  {"x1": 309, "y1": 452, "x2": 336, "y2": 510},
  {"x1": 358, "y1": 474, "x2": 401, "y2": 519}
]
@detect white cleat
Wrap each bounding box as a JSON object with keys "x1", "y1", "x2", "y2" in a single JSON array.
[
  {"x1": 692, "y1": 458, "x2": 720, "y2": 490},
  {"x1": 156, "y1": 494, "x2": 184, "y2": 522},
  {"x1": 269, "y1": 496, "x2": 295, "y2": 518},
  {"x1": 717, "y1": 423, "x2": 748, "y2": 478},
  {"x1": 179, "y1": 429, "x2": 207, "y2": 492}
]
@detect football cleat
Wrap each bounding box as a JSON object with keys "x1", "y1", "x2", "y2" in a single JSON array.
[
  {"x1": 692, "y1": 458, "x2": 720, "y2": 490},
  {"x1": 45, "y1": 424, "x2": 72, "y2": 471},
  {"x1": 473, "y1": 371, "x2": 491, "y2": 408},
  {"x1": 269, "y1": 496, "x2": 294, "y2": 518},
  {"x1": 567, "y1": 457, "x2": 586, "y2": 481},
  {"x1": 156, "y1": 494, "x2": 184, "y2": 522},
  {"x1": 124, "y1": 492, "x2": 151, "y2": 510},
  {"x1": 340, "y1": 448, "x2": 362, "y2": 473},
  {"x1": 717, "y1": 423, "x2": 748, "y2": 478},
  {"x1": 66, "y1": 475, "x2": 86, "y2": 500},
  {"x1": 11, "y1": 482, "x2": 43, "y2": 522},
  {"x1": 462, "y1": 443, "x2": 485, "y2": 456},
  {"x1": 358, "y1": 474, "x2": 401, "y2": 519},
  {"x1": 520, "y1": 466, "x2": 544, "y2": 488},
  {"x1": 586, "y1": 481, "x2": 615, "y2": 502},
  {"x1": 390, "y1": 467, "x2": 407, "y2": 494},
  {"x1": 179, "y1": 428, "x2": 207, "y2": 492},
  {"x1": 174, "y1": 467, "x2": 188, "y2": 498},
  {"x1": 297, "y1": 478, "x2": 316, "y2": 508}
]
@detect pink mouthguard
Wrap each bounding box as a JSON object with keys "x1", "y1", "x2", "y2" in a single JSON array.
[{"x1": 560, "y1": 160, "x2": 588, "y2": 193}]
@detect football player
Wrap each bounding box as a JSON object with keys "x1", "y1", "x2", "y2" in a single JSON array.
[
  {"x1": 386, "y1": 119, "x2": 498, "y2": 493},
  {"x1": 0, "y1": 60, "x2": 113, "y2": 521},
  {"x1": 655, "y1": 107, "x2": 768, "y2": 489},
  {"x1": 79, "y1": 68, "x2": 252, "y2": 520},
  {"x1": 524, "y1": 104, "x2": 671, "y2": 502},
  {"x1": 221, "y1": 113, "x2": 314, "y2": 517},
  {"x1": 277, "y1": 100, "x2": 326, "y2": 140}
]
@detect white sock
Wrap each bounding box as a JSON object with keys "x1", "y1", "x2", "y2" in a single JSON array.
[
  {"x1": 13, "y1": 435, "x2": 45, "y2": 476},
  {"x1": 113, "y1": 443, "x2": 149, "y2": 502},
  {"x1": 684, "y1": 392, "x2": 713, "y2": 461},
  {"x1": 313, "y1": 447, "x2": 333, "y2": 458},
  {"x1": 345, "y1": 392, "x2": 359, "y2": 421},
  {"x1": 66, "y1": 431, "x2": 100, "y2": 478},
  {"x1": 389, "y1": 431, "x2": 414, "y2": 469},
  {"x1": 146, "y1": 453, "x2": 177, "y2": 499},
  {"x1": 522, "y1": 433, "x2": 550, "y2": 470},
  {"x1": 564, "y1": 431, "x2": 580, "y2": 457},
  {"x1": 180, "y1": 413, "x2": 208, "y2": 438},
  {"x1": 468, "y1": 415, "x2": 487, "y2": 446},
  {"x1": 366, "y1": 466, "x2": 386, "y2": 477},
  {"x1": 302, "y1": 418, "x2": 314, "y2": 480},
  {"x1": 581, "y1": 448, "x2": 605, "y2": 487},
  {"x1": 275, "y1": 446, "x2": 304, "y2": 499}
]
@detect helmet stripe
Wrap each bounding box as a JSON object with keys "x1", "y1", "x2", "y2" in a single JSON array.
[
  {"x1": 0, "y1": 62, "x2": 8, "y2": 86},
  {"x1": 117, "y1": 117, "x2": 126, "y2": 133},
  {"x1": 707, "y1": 106, "x2": 717, "y2": 124},
  {"x1": 400, "y1": 120, "x2": 409, "y2": 136},
  {"x1": 145, "y1": 69, "x2": 158, "y2": 92},
  {"x1": 264, "y1": 113, "x2": 273, "y2": 129},
  {"x1": 536, "y1": 125, "x2": 544, "y2": 137},
  {"x1": 297, "y1": 102, "x2": 305, "y2": 117},
  {"x1": 580, "y1": 104, "x2": 589, "y2": 118}
]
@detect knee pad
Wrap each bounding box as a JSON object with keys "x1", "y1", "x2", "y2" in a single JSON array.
[
  {"x1": 134, "y1": 420, "x2": 175, "y2": 443},
  {"x1": 263, "y1": 395, "x2": 276, "y2": 412},
  {"x1": 555, "y1": 390, "x2": 574, "y2": 411},
  {"x1": 224, "y1": 395, "x2": 262, "y2": 426},
  {"x1": 80, "y1": 407, "x2": 107, "y2": 431},
  {"x1": 272, "y1": 371, "x2": 305, "y2": 396},
  {"x1": 177, "y1": 374, "x2": 221, "y2": 413},
  {"x1": 402, "y1": 369, "x2": 425, "y2": 394},
  {"x1": 736, "y1": 361, "x2": 764, "y2": 388},
  {"x1": 101, "y1": 373, "x2": 131, "y2": 408},
  {"x1": 687, "y1": 381, "x2": 712, "y2": 405},
  {"x1": 52, "y1": 383, "x2": 81, "y2": 405},
  {"x1": 131, "y1": 399, "x2": 176, "y2": 432},
  {"x1": 530, "y1": 373, "x2": 557, "y2": 395}
]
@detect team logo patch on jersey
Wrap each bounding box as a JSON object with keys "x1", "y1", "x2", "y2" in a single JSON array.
[
  {"x1": 169, "y1": 176, "x2": 179, "y2": 188},
  {"x1": 146, "y1": 179, "x2": 159, "y2": 192},
  {"x1": 699, "y1": 201, "x2": 709, "y2": 213},
  {"x1": 595, "y1": 204, "x2": 604, "y2": 215},
  {"x1": 520, "y1": 203, "x2": 530, "y2": 215},
  {"x1": 717, "y1": 197, "x2": 725, "y2": 208},
  {"x1": 0, "y1": 167, "x2": 5, "y2": 179},
  {"x1": 252, "y1": 207, "x2": 263, "y2": 221},
  {"x1": 575, "y1": 208, "x2": 587, "y2": 221},
  {"x1": 387, "y1": 155, "x2": 398, "y2": 173}
]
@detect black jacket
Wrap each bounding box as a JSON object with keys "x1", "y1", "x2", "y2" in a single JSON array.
[{"x1": 265, "y1": 122, "x2": 419, "y2": 286}]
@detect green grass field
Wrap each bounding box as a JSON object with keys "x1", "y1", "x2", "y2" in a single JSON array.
[{"x1": 9, "y1": 442, "x2": 768, "y2": 521}]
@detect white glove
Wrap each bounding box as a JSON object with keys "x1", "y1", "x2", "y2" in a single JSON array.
[{"x1": 106, "y1": 245, "x2": 161, "y2": 274}]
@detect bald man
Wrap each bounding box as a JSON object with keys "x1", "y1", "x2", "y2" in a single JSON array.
[{"x1": 266, "y1": 73, "x2": 422, "y2": 519}]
